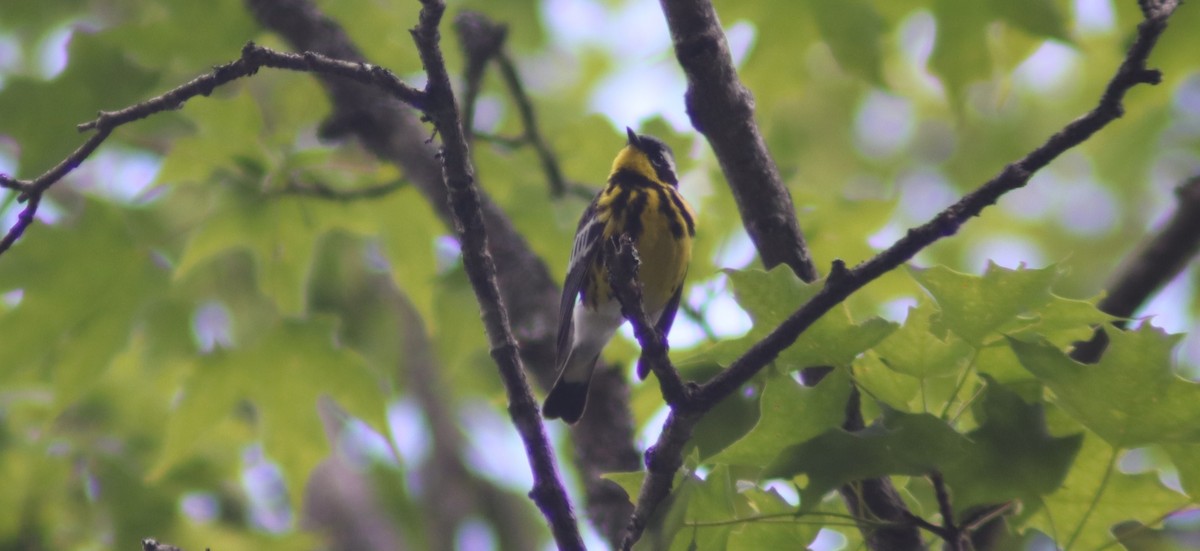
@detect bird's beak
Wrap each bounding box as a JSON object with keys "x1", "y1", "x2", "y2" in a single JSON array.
[{"x1": 626, "y1": 127, "x2": 641, "y2": 148}]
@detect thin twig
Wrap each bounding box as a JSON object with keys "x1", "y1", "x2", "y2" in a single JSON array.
[
  {"x1": 683, "y1": 510, "x2": 897, "y2": 529},
  {"x1": 0, "y1": 193, "x2": 42, "y2": 256},
  {"x1": 454, "y1": 11, "x2": 507, "y2": 138},
  {"x1": 960, "y1": 501, "x2": 1016, "y2": 533},
  {"x1": 0, "y1": 175, "x2": 29, "y2": 193},
  {"x1": 141, "y1": 539, "x2": 185, "y2": 551},
  {"x1": 903, "y1": 511, "x2": 951, "y2": 539},
  {"x1": 621, "y1": 1, "x2": 1182, "y2": 547},
  {"x1": 454, "y1": 11, "x2": 571, "y2": 198},
  {"x1": 696, "y1": 0, "x2": 1176, "y2": 421},
  {"x1": 409, "y1": 1, "x2": 584, "y2": 548},
  {"x1": 930, "y1": 471, "x2": 966, "y2": 551},
  {"x1": 0, "y1": 42, "x2": 426, "y2": 258},
  {"x1": 494, "y1": 51, "x2": 569, "y2": 197},
  {"x1": 472, "y1": 131, "x2": 528, "y2": 148},
  {"x1": 678, "y1": 301, "x2": 718, "y2": 343},
  {"x1": 0, "y1": 127, "x2": 107, "y2": 255},
  {"x1": 275, "y1": 178, "x2": 407, "y2": 201}
]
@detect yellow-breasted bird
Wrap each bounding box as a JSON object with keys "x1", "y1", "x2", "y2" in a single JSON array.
[{"x1": 543, "y1": 128, "x2": 695, "y2": 424}]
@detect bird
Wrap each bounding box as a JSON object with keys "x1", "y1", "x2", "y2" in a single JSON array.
[{"x1": 542, "y1": 127, "x2": 695, "y2": 424}]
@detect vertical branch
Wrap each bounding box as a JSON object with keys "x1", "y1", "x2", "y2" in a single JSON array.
[
  {"x1": 653, "y1": 0, "x2": 915, "y2": 547},
  {"x1": 246, "y1": 0, "x2": 641, "y2": 544},
  {"x1": 454, "y1": 11, "x2": 506, "y2": 140},
  {"x1": 658, "y1": 0, "x2": 817, "y2": 281},
  {"x1": 409, "y1": 1, "x2": 583, "y2": 548}
]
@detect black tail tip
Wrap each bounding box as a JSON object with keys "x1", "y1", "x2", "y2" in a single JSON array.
[{"x1": 542, "y1": 381, "x2": 589, "y2": 424}]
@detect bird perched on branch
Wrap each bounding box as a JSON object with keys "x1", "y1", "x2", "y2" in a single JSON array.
[{"x1": 543, "y1": 128, "x2": 695, "y2": 424}]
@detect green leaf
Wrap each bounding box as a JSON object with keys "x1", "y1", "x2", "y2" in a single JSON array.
[
  {"x1": 910, "y1": 263, "x2": 1057, "y2": 346},
  {"x1": 1010, "y1": 327, "x2": 1200, "y2": 448},
  {"x1": 765, "y1": 378, "x2": 1080, "y2": 514},
  {"x1": 726, "y1": 488, "x2": 819, "y2": 548},
  {"x1": 765, "y1": 410, "x2": 969, "y2": 507},
  {"x1": 690, "y1": 385, "x2": 760, "y2": 461},
  {"x1": 0, "y1": 202, "x2": 167, "y2": 407},
  {"x1": 634, "y1": 472, "x2": 700, "y2": 551},
  {"x1": 0, "y1": 31, "x2": 159, "y2": 173},
  {"x1": 1162, "y1": 443, "x2": 1200, "y2": 500},
  {"x1": 984, "y1": 0, "x2": 1070, "y2": 41},
  {"x1": 375, "y1": 188, "x2": 445, "y2": 326},
  {"x1": 1027, "y1": 433, "x2": 1188, "y2": 549},
  {"x1": 107, "y1": 0, "x2": 258, "y2": 68},
  {"x1": 176, "y1": 184, "x2": 378, "y2": 315},
  {"x1": 852, "y1": 353, "x2": 922, "y2": 411},
  {"x1": 156, "y1": 90, "x2": 266, "y2": 186},
  {"x1": 874, "y1": 300, "x2": 974, "y2": 379},
  {"x1": 689, "y1": 465, "x2": 737, "y2": 524},
  {"x1": 1112, "y1": 520, "x2": 1182, "y2": 551},
  {"x1": 724, "y1": 266, "x2": 898, "y2": 368},
  {"x1": 602, "y1": 471, "x2": 646, "y2": 506},
  {"x1": 153, "y1": 319, "x2": 387, "y2": 512},
  {"x1": 974, "y1": 344, "x2": 1039, "y2": 389},
  {"x1": 1006, "y1": 294, "x2": 1115, "y2": 349},
  {"x1": 930, "y1": 0, "x2": 991, "y2": 107},
  {"x1": 805, "y1": 0, "x2": 884, "y2": 84},
  {"x1": 712, "y1": 368, "x2": 851, "y2": 467},
  {"x1": 952, "y1": 376, "x2": 1082, "y2": 510},
  {"x1": 0, "y1": 0, "x2": 87, "y2": 33}
]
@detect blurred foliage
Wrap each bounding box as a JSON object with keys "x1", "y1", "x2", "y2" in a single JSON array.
[{"x1": 1, "y1": 0, "x2": 1199, "y2": 549}]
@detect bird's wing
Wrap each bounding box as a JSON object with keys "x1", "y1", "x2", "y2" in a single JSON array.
[{"x1": 556, "y1": 192, "x2": 606, "y2": 370}]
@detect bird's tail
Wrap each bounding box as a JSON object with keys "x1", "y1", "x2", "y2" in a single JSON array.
[{"x1": 542, "y1": 348, "x2": 599, "y2": 424}]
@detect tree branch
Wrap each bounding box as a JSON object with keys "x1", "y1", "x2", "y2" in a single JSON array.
[
  {"x1": 454, "y1": 11, "x2": 582, "y2": 200},
  {"x1": 603, "y1": 234, "x2": 691, "y2": 409},
  {"x1": 454, "y1": 11, "x2": 507, "y2": 141},
  {"x1": 1072, "y1": 175, "x2": 1200, "y2": 363},
  {"x1": 621, "y1": 0, "x2": 1182, "y2": 546},
  {"x1": 656, "y1": 0, "x2": 912, "y2": 546},
  {"x1": 407, "y1": 1, "x2": 583, "y2": 547},
  {"x1": 658, "y1": 0, "x2": 817, "y2": 281},
  {"x1": 377, "y1": 278, "x2": 543, "y2": 550},
  {"x1": 0, "y1": 41, "x2": 425, "y2": 258},
  {"x1": 244, "y1": 0, "x2": 640, "y2": 543},
  {"x1": 3, "y1": 0, "x2": 615, "y2": 544},
  {"x1": 141, "y1": 539, "x2": 184, "y2": 551}
]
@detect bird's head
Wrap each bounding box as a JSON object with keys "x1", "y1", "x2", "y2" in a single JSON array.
[{"x1": 611, "y1": 127, "x2": 678, "y2": 186}]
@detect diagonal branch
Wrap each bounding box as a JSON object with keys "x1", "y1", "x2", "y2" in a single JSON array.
[
  {"x1": 0, "y1": 42, "x2": 424, "y2": 258},
  {"x1": 408, "y1": 1, "x2": 582, "y2": 548},
  {"x1": 1072, "y1": 175, "x2": 1200, "y2": 363},
  {"x1": 621, "y1": 1, "x2": 1182, "y2": 547}
]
